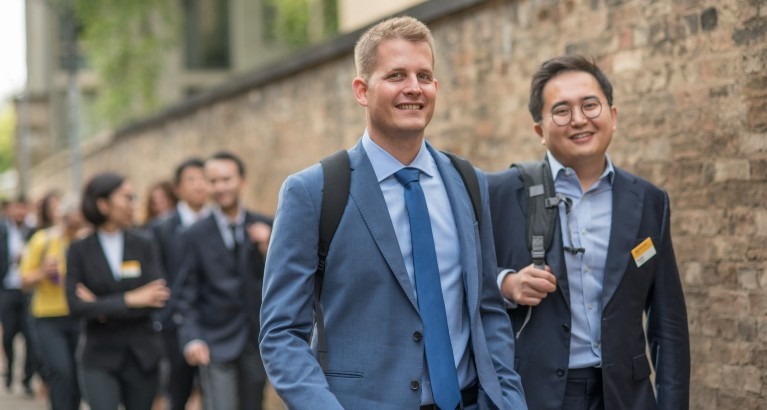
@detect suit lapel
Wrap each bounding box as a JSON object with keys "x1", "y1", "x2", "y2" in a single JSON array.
[
  {"x1": 86, "y1": 234, "x2": 119, "y2": 287},
  {"x1": 205, "y1": 215, "x2": 231, "y2": 263},
  {"x1": 347, "y1": 143, "x2": 419, "y2": 310},
  {"x1": 429, "y1": 145, "x2": 480, "y2": 318},
  {"x1": 601, "y1": 168, "x2": 644, "y2": 307}
]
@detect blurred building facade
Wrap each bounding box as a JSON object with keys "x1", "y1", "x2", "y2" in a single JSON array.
[
  {"x1": 16, "y1": 0, "x2": 321, "y2": 170},
  {"x1": 338, "y1": 0, "x2": 426, "y2": 31}
]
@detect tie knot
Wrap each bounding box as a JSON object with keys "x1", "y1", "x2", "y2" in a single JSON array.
[{"x1": 394, "y1": 167, "x2": 421, "y2": 186}]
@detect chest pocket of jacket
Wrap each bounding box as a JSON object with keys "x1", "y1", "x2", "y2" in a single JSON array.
[{"x1": 632, "y1": 353, "x2": 652, "y2": 381}]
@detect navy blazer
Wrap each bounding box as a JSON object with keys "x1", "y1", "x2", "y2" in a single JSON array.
[
  {"x1": 150, "y1": 211, "x2": 185, "y2": 328},
  {"x1": 65, "y1": 230, "x2": 165, "y2": 372},
  {"x1": 488, "y1": 166, "x2": 690, "y2": 410},
  {"x1": 176, "y1": 211, "x2": 271, "y2": 362},
  {"x1": 152, "y1": 212, "x2": 183, "y2": 278}
]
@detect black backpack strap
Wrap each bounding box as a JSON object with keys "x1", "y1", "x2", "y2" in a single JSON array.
[
  {"x1": 315, "y1": 149, "x2": 351, "y2": 371},
  {"x1": 319, "y1": 150, "x2": 351, "y2": 270},
  {"x1": 510, "y1": 160, "x2": 559, "y2": 269},
  {"x1": 442, "y1": 151, "x2": 482, "y2": 226}
]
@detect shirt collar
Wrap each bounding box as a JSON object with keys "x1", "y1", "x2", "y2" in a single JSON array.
[
  {"x1": 546, "y1": 151, "x2": 615, "y2": 185},
  {"x1": 361, "y1": 130, "x2": 436, "y2": 183},
  {"x1": 212, "y1": 206, "x2": 246, "y2": 227},
  {"x1": 97, "y1": 228, "x2": 124, "y2": 242},
  {"x1": 177, "y1": 201, "x2": 209, "y2": 227}
]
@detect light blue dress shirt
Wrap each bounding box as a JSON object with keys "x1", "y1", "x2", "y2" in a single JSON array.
[
  {"x1": 547, "y1": 152, "x2": 615, "y2": 369},
  {"x1": 361, "y1": 132, "x2": 475, "y2": 405}
]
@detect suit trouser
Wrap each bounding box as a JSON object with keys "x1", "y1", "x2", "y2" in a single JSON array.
[
  {"x1": 161, "y1": 324, "x2": 196, "y2": 410},
  {"x1": 562, "y1": 367, "x2": 604, "y2": 410},
  {"x1": 0, "y1": 289, "x2": 36, "y2": 387},
  {"x1": 82, "y1": 351, "x2": 159, "y2": 410},
  {"x1": 34, "y1": 316, "x2": 81, "y2": 410},
  {"x1": 199, "y1": 341, "x2": 266, "y2": 410}
]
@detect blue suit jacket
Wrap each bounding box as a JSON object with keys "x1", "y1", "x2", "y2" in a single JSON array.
[
  {"x1": 488, "y1": 166, "x2": 690, "y2": 410},
  {"x1": 260, "y1": 141, "x2": 526, "y2": 409},
  {"x1": 176, "y1": 211, "x2": 271, "y2": 362}
]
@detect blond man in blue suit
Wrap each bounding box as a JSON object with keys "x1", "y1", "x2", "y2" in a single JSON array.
[{"x1": 260, "y1": 16, "x2": 526, "y2": 410}]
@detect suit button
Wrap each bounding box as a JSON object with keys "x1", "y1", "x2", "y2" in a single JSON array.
[
  {"x1": 562, "y1": 323, "x2": 570, "y2": 333},
  {"x1": 556, "y1": 368, "x2": 565, "y2": 377},
  {"x1": 410, "y1": 380, "x2": 420, "y2": 390},
  {"x1": 413, "y1": 331, "x2": 423, "y2": 342}
]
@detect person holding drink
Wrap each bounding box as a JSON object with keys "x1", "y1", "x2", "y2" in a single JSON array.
[{"x1": 21, "y1": 195, "x2": 85, "y2": 410}]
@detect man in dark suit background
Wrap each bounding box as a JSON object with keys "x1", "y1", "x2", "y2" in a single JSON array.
[
  {"x1": 152, "y1": 157, "x2": 209, "y2": 410},
  {"x1": 176, "y1": 151, "x2": 272, "y2": 410},
  {"x1": 488, "y1": 55, "x2": 690, "y2": 409},
  {"x1": 0, "y1": 196, "x2": 36, "y2": 396}
]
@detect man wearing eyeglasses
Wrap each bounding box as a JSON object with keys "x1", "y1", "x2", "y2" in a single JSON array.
[{"x1": 487, "y1": 55, "x2": 690, "y2": 410}]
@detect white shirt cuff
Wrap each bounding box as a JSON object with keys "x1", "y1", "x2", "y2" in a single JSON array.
[{"x1": 496, "y1": 268, "x2": 518, "y2": 309}]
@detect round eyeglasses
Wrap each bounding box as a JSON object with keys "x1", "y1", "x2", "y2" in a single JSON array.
[{"x1": 549, "y1": 99, "x2": 603, "y2": 126}]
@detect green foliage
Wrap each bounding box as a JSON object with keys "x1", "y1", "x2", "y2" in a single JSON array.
[
  {"x1": 266, "y1": 0, "x2": 338, "y2": 48},
  {"x1": 0, "y1": 105, "x2": 16, "y2": 172},
  {"x1": 73, "y1": 0, "x2": 178, "y2": 127}
]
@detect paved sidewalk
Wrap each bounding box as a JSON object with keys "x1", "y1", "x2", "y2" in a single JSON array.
[{"x1": 0, "y1": 382, "x2": 47, "y2": 410}]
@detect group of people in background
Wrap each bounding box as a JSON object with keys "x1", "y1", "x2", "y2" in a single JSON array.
[
  {"x1": 0, "y1": 15, "x2": 691, "y2": 410},
  {"x1": 0, "y1": 150, "x2": 271, "y2": 410}
]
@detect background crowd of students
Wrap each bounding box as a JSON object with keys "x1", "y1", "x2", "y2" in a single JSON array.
[{"x1": 0, "y1": 150, "x2": 271, "y2": 410}]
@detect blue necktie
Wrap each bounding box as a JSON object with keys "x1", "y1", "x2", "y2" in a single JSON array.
[{"x1": 394, "y1": 167, "x2": 460, "y2": 410}]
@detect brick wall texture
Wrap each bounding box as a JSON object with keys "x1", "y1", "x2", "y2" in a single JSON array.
[{"x1": 28, "y1": 0, "x2": 767, "y2": 408}]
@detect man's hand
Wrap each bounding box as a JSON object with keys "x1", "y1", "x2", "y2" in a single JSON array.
[
  {"x1": 184, "y1": 340, "x2": 210, "y2": 366},
  {"x1": 247, "y1": 222, "x2": 272, "y2": 255},
  {"x1": 501, "y1": 264, "x2": 557, "y2": 306}
]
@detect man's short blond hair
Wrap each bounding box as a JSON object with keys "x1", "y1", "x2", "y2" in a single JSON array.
[{"x1": 354, "y1": 16, "x2": 435, "y2": 81}]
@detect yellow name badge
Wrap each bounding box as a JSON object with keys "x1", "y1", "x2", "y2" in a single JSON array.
[
  {"x1": 120, "y1": 260, "x2": 142, "y2": 279},
  {"x1": 631, "y1": 237, "x2": 657, "y2": 268}
]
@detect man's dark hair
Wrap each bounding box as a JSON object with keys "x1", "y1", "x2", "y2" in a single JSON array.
[
  {"x1": 173, "y1": 158, "x2": 205, "y2": 186},
  {"x1": 207, "y1": 151, "x2": 246, "y2": 177},
  {"x1": 81, "y1": 172, "x2": 126, "y2": 226},
  {"x1": 528, "y1": 55, "x2": 614, "y2": 123}
]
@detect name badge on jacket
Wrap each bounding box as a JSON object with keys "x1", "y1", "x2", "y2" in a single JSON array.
[
  {"x1": 120, "y1": 260, "x2": 142, "y2": 279},
  {"x1": 631, "y1": 238, "x2": 656, "y2": 268}
]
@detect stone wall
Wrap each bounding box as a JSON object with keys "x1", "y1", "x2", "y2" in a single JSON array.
[{"x1": 29, "y1": 0, "x2": 767, "y2": 408}]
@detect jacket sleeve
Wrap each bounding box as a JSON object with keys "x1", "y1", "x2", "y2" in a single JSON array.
[
  {"x1": 175, "y1": 231, "x2": 205, "y2": 348},
  {"x1": 476, "y1": 170, "x2": 528, "y2": 409},
  {"x1": 65, "y1": 241, "x2": 138, "y2": 319},
  {"x1": 66, "y1": 237, "x2": 157, "y2": 320},
  {"x1": 647, "y1": 192, "x2": 690, "y2": 409},
  {"x1": 258, "y1": 171, "x2": 344, "y2": 410}
]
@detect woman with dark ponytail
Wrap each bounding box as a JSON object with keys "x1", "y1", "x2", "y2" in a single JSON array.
[{"x1": 66, "y1": 172, "x2": 170, "y2": 410}]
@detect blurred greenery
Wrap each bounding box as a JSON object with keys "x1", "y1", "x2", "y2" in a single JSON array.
[
  {"x1": 65, "y1": 0, "x2": 337, "y2": 129},
  {"x1": 73, "y1": 0, "x2": 178, "y2": 128},
  {"x1": 0, "y1": 104, "x2": 16, "y2": 172},
  {"x1": 266, "y1": 0, "x2": 338, "y2": 47}
]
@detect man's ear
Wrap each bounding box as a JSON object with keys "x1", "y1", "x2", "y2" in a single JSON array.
[
  {"x1": 534, "y1": 122, "x2": 544, "y2": 140},
  {"x1": 352, "y1": 77, "x2": 368, "y2": 107}
]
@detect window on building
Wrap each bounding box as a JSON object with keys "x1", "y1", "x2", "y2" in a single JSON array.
[
  {"x1": 183, "y1": 0, "x2": 231, "y2": 69},
  {"x1": 58, "y1": 11, "x2": 87, "y2": 70}
]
